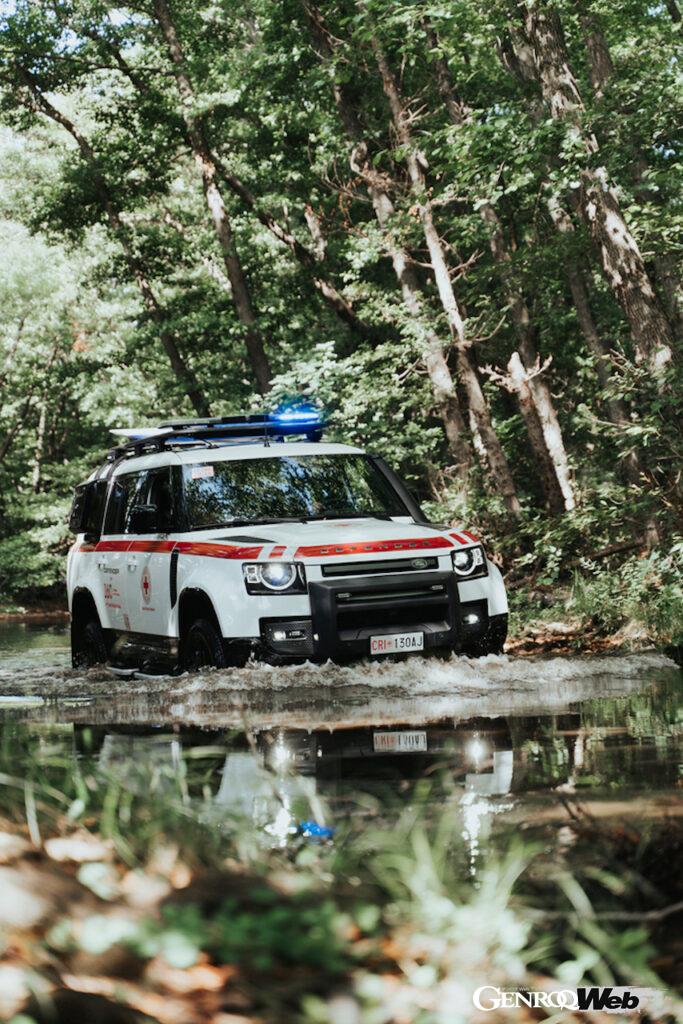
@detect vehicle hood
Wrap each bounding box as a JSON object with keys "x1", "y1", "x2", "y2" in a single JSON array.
[{"x1": 193, "y1": 518, "x2": 475, "y2": 562}]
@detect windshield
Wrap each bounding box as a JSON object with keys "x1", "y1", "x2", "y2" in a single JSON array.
[{"x1": 181, "y1": 455, "x2": 408, "y2": 530}]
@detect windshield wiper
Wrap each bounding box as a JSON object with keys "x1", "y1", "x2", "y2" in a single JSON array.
[
  {"x1": 304, "y1": 510, "x2": 394, "y2": 521},
  {"x1": 189, "y1": 516, "x2": 308, "y2": 531}
]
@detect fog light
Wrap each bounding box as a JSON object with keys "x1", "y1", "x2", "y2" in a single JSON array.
[
  {"x1": 464, "y1": 612, "x2": 480, "y2": 625},
  {"x1": 263, "y1": 619, "x2": 314, "y2": 654}
]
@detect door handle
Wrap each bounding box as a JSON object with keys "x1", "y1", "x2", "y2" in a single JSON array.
[{"x1": 127, "y1": 560, "x2": 138, "y2": 573}]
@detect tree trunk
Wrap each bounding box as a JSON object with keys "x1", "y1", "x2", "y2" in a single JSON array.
[
  {"x1": 19, "y1": 71, "x2": 210, "y2": 417},
  {"x1": 507, "y1": 353, "x2": 566, "y2": 513},
  {"x1": 424, "y1": 19, "x2": 575, "y2": 510},
  {"x1": 577, "y1": 14, "x2": 683, "y2": 346},
  {"x1": 365, "y1": 168, "x2": 472, "y2": 482},
  {"x1": 97, "y1": 30, "x2": 374, "y2": 348},
  {"x1": 304, "y1": 1, "x2": 473, "y2": 489},
  {"x1": 211, "y1": 156, "x2": 376, "y2": 345},
  {"x1": 153, "y1": 0, "x2": 272, "y2": 395},
  {"x1": 546, "y1": 195, "x2": 655, "y2": 503},
  {"x1": 0, "y1": 317, "x2": 25, "y2": 396},
  {"x1": 577, "y1": 5, "x2": 614, "y2": 97},
  {"x1": 0, "y1": 340, "x2": 58, "y2": 466},
  {"x1": 303, "y1": 204, "x2": 327, "y2": 261},
  {"x1": 31, "y1": 398, "x2": 47, "y2": 493},
  {"x1": 518, "y1": 3, "x2": 676, "y2": 380},
  {"x1": 479, "y1": 204, "x2": 575, "y2": 511},
  {"x1": 546, "y1": 197, "x2": 628, "y2": 419},
  {"x1": 665, "y1": 0, "x2": 681, "y2": 22},
  {"x1": 371, "y1": 37, "x2": 521, "y2": 514},
  {"x1": 0, "y1": 395, "x2": 33, "y2": 464}
]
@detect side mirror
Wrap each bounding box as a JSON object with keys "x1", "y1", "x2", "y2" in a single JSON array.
[{"x1": 129, "y1": 504, "x2": 159, "y2": 534}]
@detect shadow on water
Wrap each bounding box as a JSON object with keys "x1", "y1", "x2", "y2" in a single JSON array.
[{"x1": 0, "y1": 622, "x2": 680, "y2": 854}]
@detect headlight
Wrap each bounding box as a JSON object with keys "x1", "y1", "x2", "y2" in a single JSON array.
[
  {"x1": 243, "y1": 562, "x2": 307, "y2": 594},
  {"x1": 451, "y1": 545, "x2": 488, "y2": 579}
]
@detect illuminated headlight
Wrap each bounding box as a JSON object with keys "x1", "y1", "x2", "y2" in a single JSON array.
[
  {"x1": 243, "y1": 562, "x2": 307, "y2": 594},
  {"x1": 451, "y1": 545, "x2": 488, "y2": 579}
]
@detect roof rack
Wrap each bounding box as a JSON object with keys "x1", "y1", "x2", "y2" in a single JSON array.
[{"x1": 107, "y1": 411, "x2": 326, "y2": 461}]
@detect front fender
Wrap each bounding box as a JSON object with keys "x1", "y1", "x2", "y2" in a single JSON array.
[{"x1": 485, "y1": 560, "x2": 508, "y2": 616}]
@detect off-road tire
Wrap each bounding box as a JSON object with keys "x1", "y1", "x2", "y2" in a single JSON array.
[
  {"x1": 72, "y1": 617, "x2": 108, "y2": 669},
  {"x1": 462, "y1": 614, "x2": 508, "y2": 658},
  {"x1": 181, "y1": 618, "x2": 227, "y2": 671}
]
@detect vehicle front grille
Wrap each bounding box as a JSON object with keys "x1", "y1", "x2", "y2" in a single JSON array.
[
  {"x1": 335, "y1": 581, "x2": 448, "y2": 632},
  {"x1": 337, "y1": 600, "x2": 450, "y2": 632},
  {"x1": 309, "y1": 571, "x2": 457, "y2": 653},
  {"x1": 321, "y1": 556, "x2": 439, "y2": 578}
]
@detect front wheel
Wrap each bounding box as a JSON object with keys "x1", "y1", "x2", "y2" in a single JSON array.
[
  {"x1": 72, "y1": 617, "x2": 108, "y2": 669},
  {"x1": 180, "y1": 618, "x2": 227, "y2": 672},
  {"x1": 461, "y1": 614, "x2": 508, "y2": 658}
]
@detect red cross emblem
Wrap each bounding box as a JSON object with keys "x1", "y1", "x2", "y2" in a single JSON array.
[{"x1": 141, "y1": 567, "x2": 152, "y2": 604}]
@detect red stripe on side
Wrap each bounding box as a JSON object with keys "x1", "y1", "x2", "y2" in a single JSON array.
[
  {"x1": 461, "y1": 530, "x2": 479, "y2": 543},
  {"x1": 294, "y1": 536, "x2": 454, "y2": 559},
  {"x1": 269, "y1": 545, "x2": 287, "y2": 558},
  {"x1": 127, "y1": 540, "x2": 176, "y2": 554},
  {"x1": 90, "y1": 539, "x2": 263, "y2": 559},
  {"x1": 450, "y1": 532, "x2": 467, "y2": 545},
  {"x1": 174, "y1": 541, "x2": 263, "y2": 560}
]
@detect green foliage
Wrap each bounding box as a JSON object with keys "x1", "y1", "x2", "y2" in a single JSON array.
[
  {"x1": 0, "y1": 0, "x2": 680, "y2": 623},
  {"x1": 569, "y1": 542, "x2": 683, "y2": 640}
]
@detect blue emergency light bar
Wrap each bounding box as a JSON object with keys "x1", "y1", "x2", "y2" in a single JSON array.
[{"x1": 108, "y1": 406, "x2": 326, "y2": 460}]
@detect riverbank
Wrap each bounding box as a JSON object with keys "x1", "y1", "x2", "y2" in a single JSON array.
[{"x1": 0, "y1": 606, "x2": 69, "y2": 623}]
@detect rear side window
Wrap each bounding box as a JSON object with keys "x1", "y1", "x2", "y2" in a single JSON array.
[
  {"x1": 69, "y1": 480, "x2": 108, "y2": 536},
  {"x1": 102, "y1": 467, "x2": 176, "y2": 535},
  {"x1": 103, "y1": 472, "x2": 146, "y2": 535}
]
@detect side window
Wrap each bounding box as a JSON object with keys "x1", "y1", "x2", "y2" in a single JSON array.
[
  {"x1": 103, "y1": 472, "x2": 145, "y2": 535},
  {"x1": 138, "y1": 467, "x2": 175, "y2": 534}
]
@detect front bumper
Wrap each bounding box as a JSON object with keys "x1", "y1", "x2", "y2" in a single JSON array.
[{"x1": 259, "y1": 570, "x2": 465, "y2": 660}]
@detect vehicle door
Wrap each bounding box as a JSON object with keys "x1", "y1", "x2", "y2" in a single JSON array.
[
  {"x1": 123, "y1": 466, "x2": 176, "y2": 638},
  {"x1": 98, "y1": 470, "x2": 145, "y2": 632}
]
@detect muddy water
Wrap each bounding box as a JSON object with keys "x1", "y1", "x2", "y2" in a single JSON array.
[{"x1": 0, "y1": 620, "x2": 681, "y2": 856}]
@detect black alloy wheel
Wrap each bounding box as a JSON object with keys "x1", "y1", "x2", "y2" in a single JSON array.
[
  {"x1": 181, "y1": 618, "x2": 228, "y2": 671},
  {"x1": 72, "y1": 617, "x2": 108, "y2": 668}
]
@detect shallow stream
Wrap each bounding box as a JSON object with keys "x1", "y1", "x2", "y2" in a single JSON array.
[{"x1": 0, "y1": 620, "x2": 680, "y2": 857}]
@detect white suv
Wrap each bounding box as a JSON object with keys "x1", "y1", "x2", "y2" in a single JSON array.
[{"x1": 67, "y1": 412, "x2": 508, "y2": 673}]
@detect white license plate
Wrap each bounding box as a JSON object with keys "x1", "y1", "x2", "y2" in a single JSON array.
[
  {"x1": 370, "y1": 632, "x2": 424, "y2": 655},
  {"x1": 373, "y1": 731, "x2": 427, "y2": 753}
]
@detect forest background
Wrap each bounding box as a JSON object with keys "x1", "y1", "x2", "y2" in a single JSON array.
[{"x1": 0, "y1": 0, "x2": 681, "y2": 645}]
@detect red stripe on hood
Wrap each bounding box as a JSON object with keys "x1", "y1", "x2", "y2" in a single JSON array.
[{"x1": 294, "y1": 536, "x2": 454, "y2": 559}]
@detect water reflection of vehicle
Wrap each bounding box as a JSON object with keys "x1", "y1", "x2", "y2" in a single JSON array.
[
  {"x1": 255, "y1": 719, "x2": 516, "y2": 788},
  {"x1": 209, "y1": 719, "x2": 520, "y2": 848},
  {"x1": 2, "y1": 667, "x2": 679, "y2": 857}
]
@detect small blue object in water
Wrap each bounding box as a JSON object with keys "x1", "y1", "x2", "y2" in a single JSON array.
[{"x1": 298, "y1": 819, "x2": 335, "y2": 840}]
